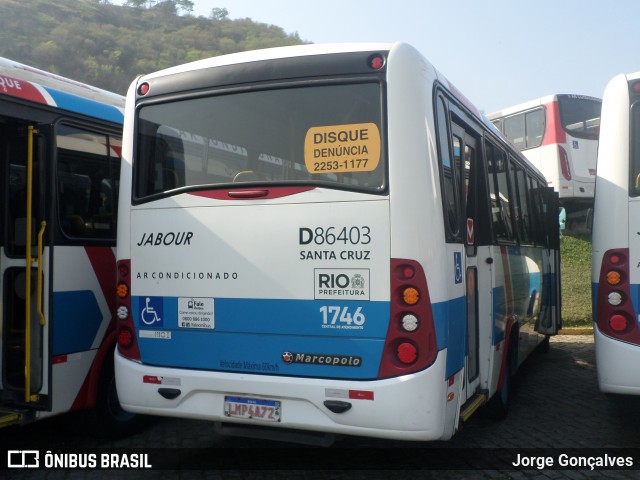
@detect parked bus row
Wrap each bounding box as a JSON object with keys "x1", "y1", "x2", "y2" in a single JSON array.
[{"x1": 1, "y1": 42, "x2": 637, "y2": 445}]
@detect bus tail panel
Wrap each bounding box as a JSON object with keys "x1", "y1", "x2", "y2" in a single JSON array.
[
  {"x1": 133, "y1": 297, "x2": 388, "y2": 379},
  {"x1": 127, "y1": 197, "x2": 392, "y2": 380}
]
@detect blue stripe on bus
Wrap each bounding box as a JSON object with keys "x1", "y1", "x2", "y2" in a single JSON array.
[
  {"x1": 630, "y1": 284, "x2": 640, "y2": 318},
  {"x1": 134, "y1": 296, "x2": 390, "y2": 379},
  {"x1": 53, "y1": 290, "x2": 103, "y2": 355},
  {"x1": 134, "y1": 297, "x2": 391, "y2": 337},
  {"x1": 431, "y1": 296, "x2": 466, "y2": 378},
  {"x1": 132, "y1": 294, "x2": 497, "y2": 380},
  {"x1": 43, "y1": 87, "x2": 123, "y2": 124}
]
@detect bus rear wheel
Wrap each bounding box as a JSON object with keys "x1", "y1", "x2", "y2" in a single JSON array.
[
  {"x1": 86, "y1": 351, "x2": 147, "y2": 439},
  {"x1": 483, "y1": 329, "x2": 518, "y2": 420}
]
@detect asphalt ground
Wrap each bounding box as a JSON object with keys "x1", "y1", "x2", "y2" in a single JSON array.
[{"x1": 2, "y1": 333, "x2": 640, "y2": 479}]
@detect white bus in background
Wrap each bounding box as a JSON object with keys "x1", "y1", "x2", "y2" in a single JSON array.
[
  {"x1": 592, "y1": 72, "x2": 640, "y2": 395},
  {"x1": 488, "y1": 94, "x2": 601, "y2": 227},
  {"x1": 115, "y1": 42, "x2": 562, "y2": 443}
]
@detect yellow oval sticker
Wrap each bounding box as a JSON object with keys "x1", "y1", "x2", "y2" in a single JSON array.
[{"x1": 304, "y1": 123, "x2": 380, "y2": 174}]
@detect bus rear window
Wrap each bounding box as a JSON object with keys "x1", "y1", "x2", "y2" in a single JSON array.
[
  {"x1": 134, "y1": 82, "x2": 385, "y2": 199},
  {"x1": 558, "y1": 94, "x2": 602, "y2": 140}
]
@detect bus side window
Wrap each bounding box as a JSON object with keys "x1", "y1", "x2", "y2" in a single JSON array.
[
  {"x1": 525, "y1": 108, "x2": 545, "y2": 149},
  {"x1": 56, "y1": 124, "x2": 121, "y2": 240},
  {"x1": 504, "y1": 113, "x2": 526, "y2": 151},
  {"x1": 486, "y1": 140, "x2": 515, "y2": 242},
  {"x1": 530, "y1": 181, "x2": 549, "y2": 247},
  {"x1": 436, "y1": 96, "x2": 460, "y2": 240},
  {"x1": 510, "y1": 158, "x2": 532, "y2": 244}
]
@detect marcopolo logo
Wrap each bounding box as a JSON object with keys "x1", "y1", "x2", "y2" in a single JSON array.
[
  {"x1": 314, "y1": 268, "x2": 370, "y2": 300},
  {"x1": 282, "y1": 352, "x2": 362, "y2": 367}
]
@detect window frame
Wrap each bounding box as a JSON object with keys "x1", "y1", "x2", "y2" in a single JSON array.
[{"x1": 54, "y1": 120, "x2": 122, "y2": 244}]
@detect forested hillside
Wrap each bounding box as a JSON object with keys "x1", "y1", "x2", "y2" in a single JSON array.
[{"x1": 0, "y1": 0, "x2": 305, "y2": 94}]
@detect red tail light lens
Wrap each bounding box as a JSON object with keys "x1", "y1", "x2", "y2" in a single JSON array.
[
  {"x1": 138, "y1": 82, "x2": 150, "y2": 96},
  {"x1": 609, "y1": 314, "x2": 629, "y2": 333},
  {"x1": 559, "y1": 145, "x2": 572, "y2": 180},
  {"x1": 397, "y1": 342, "x2": 418, "y2": 364},
  {"x1": 368, "y1": 54, "x2": 385, "y2": 71},
  {"x1": 118, "y1": 328, "x2": 134, "y2": 348}
]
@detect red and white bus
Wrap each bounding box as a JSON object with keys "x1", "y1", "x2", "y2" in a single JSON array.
[
  {"x1": 0, "y1": 57, "x2": 139, "y2": 436},
  {"x1": 488, "y1": 94, "x2": 601, "y2": 223}
]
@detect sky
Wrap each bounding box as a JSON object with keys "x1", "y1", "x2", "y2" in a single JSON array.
[{"x1": 118, "y1": 0, "x2": 639, "y2": 113}]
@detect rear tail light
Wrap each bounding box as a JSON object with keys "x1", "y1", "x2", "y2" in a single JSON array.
[
  {"x1": 116, "y1": 259, "x2": 141, "y2": 360},
  {"x1": 596, "y1": 249, "x2": 640, "y2": 343},
  {"x1": 368, "y1": 53, "x2": 385, "y2": 71},
  {"x1": 378, "y1": 259, "x2": 437, "y2": 378},
  {"x1": 609, "y1": 314, "x2": 628, "y2": 333},
  {"x1": 559, "y1": 145, "x2": 572, "y2": 180},
  {"x1": 396, "y1": 342, "x2": 418, "y2": 364}
]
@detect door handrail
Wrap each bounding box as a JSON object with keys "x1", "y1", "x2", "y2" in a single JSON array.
[{"x1": 24, "y1": 125, "x2": 40, "y2": 403}]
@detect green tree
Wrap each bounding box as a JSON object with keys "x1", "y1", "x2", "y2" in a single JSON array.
[
  {"x1": 125, "y1": 0, "x2": 148, "y2": 7},
  {"x1": 211, "y1": 7, "x2": 228, "y2": 20},
  {"x1": 0, "y1": 0, "x2": 306, "y2": 95},
  {"x1": 176, "y1": 0, "x2": 194, "y2": 15}
]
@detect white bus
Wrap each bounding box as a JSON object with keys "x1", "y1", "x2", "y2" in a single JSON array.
[
  {"x1": 488, "y1": 94, "x2": 601, "y2": 223},
  {"x1": 0, "y1": 58, "x2": 140, "y2": 435},
  {"x1": 592, "y1": 72, "x2": 640, "y2": 395},
  {"x1": 115, "y1": 42, "x2": 562, "y2": 443}
]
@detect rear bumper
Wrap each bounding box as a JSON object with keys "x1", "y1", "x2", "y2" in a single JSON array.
[
  {"x1": 594, "y1": 327, "x2": 640, "y2": 394},
  {"x1": 115, "y1": 348, "x2": 452, "y2": 441}
]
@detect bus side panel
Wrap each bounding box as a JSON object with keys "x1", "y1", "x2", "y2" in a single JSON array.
[
  {"x1": 48, "y1": 246, "x2": 115, "y2": 414},
  {"x1": 384, "y1": 43, "x2": 466, "y2": 381},
  {"x1": 592, "y1": 74, "x2": 630, "y2": 304}
]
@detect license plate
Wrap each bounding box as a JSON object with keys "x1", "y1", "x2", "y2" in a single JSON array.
[{"x1": 224, "y1": 396, "x2": 281, "y2": 422}]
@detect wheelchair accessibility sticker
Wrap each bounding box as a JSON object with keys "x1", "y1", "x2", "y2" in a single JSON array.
[
  {"x1": 454, "y1": 252, "x2": 463, "y2": 284},
  {"x1": 140, "y1": 296, "x2": 164, "y2": 327}
]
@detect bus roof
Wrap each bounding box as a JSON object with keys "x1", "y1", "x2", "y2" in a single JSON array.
[
  {"x1": 135, "y1": 41, "x2": 486, "y2": 127},
  {"x1": 140, "y1": 42, "x2": 396, "y2": 81},
  {"x1": 0, "y1": 57, "x2": 124, "y2": 124}
]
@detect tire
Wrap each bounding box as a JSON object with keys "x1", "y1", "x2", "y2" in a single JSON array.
[
  {"x1": 482, "y1": 330, "x2": 518, "y2": 420},
  {"x1": 536, "y1": 335, "x2": 551, "y2": 354},
  {"x1": 85, "y1": 351, "x2": 147, "y2": 439}
]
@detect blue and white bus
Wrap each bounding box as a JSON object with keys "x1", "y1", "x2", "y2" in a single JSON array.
[
  {"x1": 592, "y1": 72, "x2": 640, "y2": 395},
  {"x1": 115, "y1": 43, "x2": 561, "y2": 442},
  {"x1": 0, "y1": 57, "x2": 137, "y2": 435}
]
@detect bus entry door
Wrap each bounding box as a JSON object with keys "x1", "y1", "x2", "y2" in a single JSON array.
[
  {"x1": 0, "y1": 123, "x2": 49, "y2": 411},
  {"x1": 533, "y1": 186, "x2": 562, "y2": 335}
]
